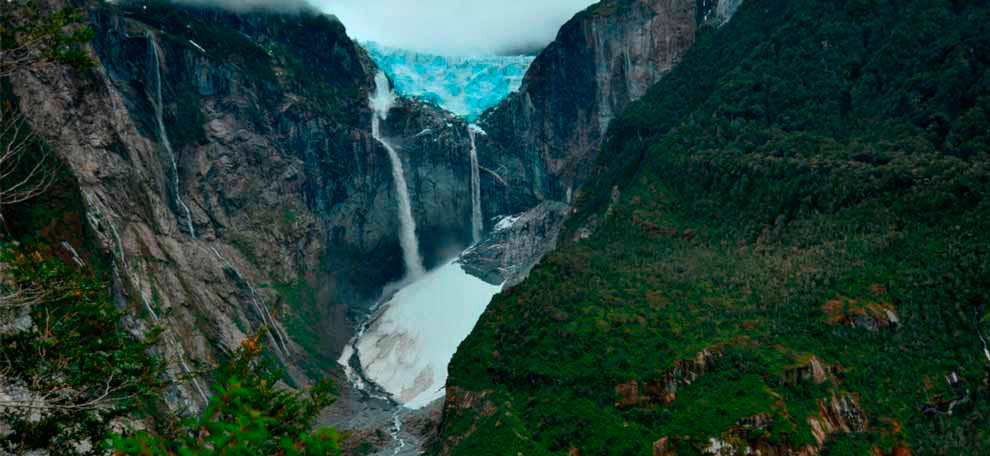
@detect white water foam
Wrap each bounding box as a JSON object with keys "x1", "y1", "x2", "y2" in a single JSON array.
[{"x1": 467, "y1": 125, "x2": 484, "y2": 243}]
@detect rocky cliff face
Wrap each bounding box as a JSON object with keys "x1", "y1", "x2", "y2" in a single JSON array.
[
  {"x1": 476, "y1": 0, "x2": 740, "y2": 210},
  {"x1": 377, "y1": 98, "x2": 477, "y2": 266},
  {"x1": 459, "y1": 201, "x2": 571, "y2": 287},
  {"x1": 9, "y1": 0, "x2": 477, "y2": 407}
]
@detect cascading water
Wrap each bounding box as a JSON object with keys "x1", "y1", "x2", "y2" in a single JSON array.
[
  {"x1": 390, "y1": 411, "x2": 408, "y2": 455},
  {"x1": 370, "y1": 71, "x2": 426, "y2": 278},
  {"x1": 467, "y1": 125, "x2": 483, "y2": 243},
  {"x1": 149, "y1": 35, "x2": 196, "y2": 239},
  {"x1": 210, "y1": 247, "x2": 290, "y2": 360},
  {"x1": 86, "y1": 194, "x2": 208, "y2": 404}
]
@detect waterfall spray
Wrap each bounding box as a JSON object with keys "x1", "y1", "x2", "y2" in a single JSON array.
[
  {"x1": 148, "y1": 35, "x2": 196, "y2": 239},
  {"x1": 370, "y1": 72, "x2": 426, "y2": 279}
]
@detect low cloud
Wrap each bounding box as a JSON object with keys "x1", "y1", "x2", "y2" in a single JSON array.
[
  {"x1": 170, "y1": 0, "x2": 316, "y2": 13},
  {"x1": 166, "y1": 0, "x2": 596, "y2": 55},
  {"x1": 312, "y1": 0, "x2": 597, "y2": 56}
]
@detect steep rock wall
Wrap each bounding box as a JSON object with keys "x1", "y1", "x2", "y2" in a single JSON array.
[
  {"x1": 9, "y1": 0, "x2": 476, "y2": 406},
  {"x1": 477, "y1": 0, "x2": 742, "y2": 214}
]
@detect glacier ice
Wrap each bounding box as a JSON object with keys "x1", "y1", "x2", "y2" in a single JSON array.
[
  {"x1": 364, "y1": 42, "x2": 534, "y2": 121},
  {"x1": 352, "y1": 259, "x2": 502, "y2": 409}
]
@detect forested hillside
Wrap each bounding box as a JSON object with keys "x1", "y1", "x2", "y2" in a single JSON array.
[{"x1": 440, "y1": 0, "x2": 990, "y2": 454}]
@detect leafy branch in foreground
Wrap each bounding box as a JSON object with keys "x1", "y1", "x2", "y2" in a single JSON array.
[
  {"x1": 0, "y1": 0, "x2": 95, "y2": 77},
  {"x1": 114, "y1": 336, "x2": 342, "y2": 456},
  {"x1": 0, "y1": 245, "x2": 165, "y2": 455},
  {"x1": 1, "y1": 0, "x2": 95, "y2": 232}
]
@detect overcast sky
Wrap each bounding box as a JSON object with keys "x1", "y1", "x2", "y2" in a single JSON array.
[{"x1": 312, "y1": 0, "x2": 597, "y2": 55}]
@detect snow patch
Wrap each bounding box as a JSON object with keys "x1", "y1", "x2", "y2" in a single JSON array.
[
  {"x1": 188, "y1": 40, "x2": 206, "y2": 54},
  {"x1": 494, "y1": 215, "x2": 521, "y2": 232}
]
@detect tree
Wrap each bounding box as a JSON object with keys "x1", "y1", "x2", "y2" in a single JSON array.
[
  {"x1": 0, "y1": 106, "x2": 55, "y2": 208},
  {"x1": 0, "y1": 1, "x2": 95, "y2": 78},
  {"x1": 0, "y1": 5, "x2": 170, "y2": 454},
  {"x1": 0, "y1": 246, "x2": 165, "y2": 455},
  {"x1": 0, "y1": 248, "x2": 342, "y2": 456},
  {"x1": 113, "y1": 336, "x2": 342, "y2": 456},
  {"x1": 0, "y1": 1, "x2": 94, "y2": 231}
]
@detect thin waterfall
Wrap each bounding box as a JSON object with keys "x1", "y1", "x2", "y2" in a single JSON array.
[
  {"x1": 86, "y1": 194, "x2": 208, "y2": 404},
  {"x1": 148, "y1": 35, "x2": 196, "y2": 239},
  {"x1": 370, "y1": 71, "x2": 426, "y2": 278},
  {"x1": 467, "y1": 125, "x2": 483, "y2": 243},
  {"x1": 210, "y1": 247, "x2": 291, "y2": 360}
]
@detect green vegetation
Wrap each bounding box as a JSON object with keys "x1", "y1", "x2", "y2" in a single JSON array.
[
  {"x1": 269, "y1": 271, "x2": 339, "y2": 380},
  {"x1": 443, "y1": 0, "x2": 990, "y2": 454},
  {"x1": 116, "y1": 0, "x2": 366, "y2": 127},
  {"x1": 0, "y1": 1, "x2": 95, "y2": 77},
  {"x1": 113, "y1": 336, "x2": 341, "y2": 456},
  {"x1": 0, "y1": 94, "x2": 343, "y2": 456},
  {"x1": 117, "y1": 0, "x2": 276, "y2": 83},
  {"x1": 0, "y1": 243, "x2": 341, "y2": 455},
  {"x1": 0, "y1": 245, "x2": 164, "y2": 455}
]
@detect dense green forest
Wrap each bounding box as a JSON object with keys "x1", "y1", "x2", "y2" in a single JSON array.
[{"x1": 443, "y1": 0, "x2": 990, "y2": 454}]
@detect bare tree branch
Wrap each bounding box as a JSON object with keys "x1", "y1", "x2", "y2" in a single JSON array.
[
  {"x1": 0, "y1": 3, "x2": 95, "y2": 78},
  {"x1": 0, "y1": 109, "x2": 56, "y2": 209},
  {"x1": 0, "y1": 375, "x2": 141, "y2": 412}
]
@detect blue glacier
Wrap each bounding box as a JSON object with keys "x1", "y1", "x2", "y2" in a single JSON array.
[{"x1": 364, "y1": 42, "x2": 535, "y2": 121}]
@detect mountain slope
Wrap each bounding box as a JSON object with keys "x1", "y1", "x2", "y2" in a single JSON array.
[
  {"x1": 6, "y1": 0, "x2": 482, "y2": 408},
  {"x1": 439, "y1": 0, "x2": 990, "y2": 454},
  {"x1": 474, "y1": 0, "x2": 736, "y2": 215}
]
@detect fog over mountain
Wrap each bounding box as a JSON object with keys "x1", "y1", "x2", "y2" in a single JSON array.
[
  {"x1": 171, "y1": 0, "x2": 316, "y2": 12},
  {"x1": 168, "y1": 0, "x2": 594, "y2": 55},
  {"x1": 313, "y1": 0, "x2": 597, "y2": 55}
]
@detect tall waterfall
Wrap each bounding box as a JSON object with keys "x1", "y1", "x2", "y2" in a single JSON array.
[
  {"x1": 149, "y1": 36, "x2": 196, "y2": 239},
  {"x1": 468, "y1": 125, "x2": 483, "y2": 243},
  {"x1": 370, "y1": 72, "x2": 426, "y2": 278}
]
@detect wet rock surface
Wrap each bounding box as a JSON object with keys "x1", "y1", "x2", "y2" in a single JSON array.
[
  {"x1": 459, "y1": 201, "x2": 571, "y2": 287},
  {"x1": 8, "y1": 0, "x2": 490, "y2": 410},
  {"x1": 476, "y1": 0, "x2": 703, "y2": 206},
  {"x1": 321, "y1": 380, "x2": 442, "y2": 456}
]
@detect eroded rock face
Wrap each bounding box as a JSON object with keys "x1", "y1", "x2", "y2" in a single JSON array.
[
  {"x1": 653, "y1": 437, "x2": 675, "y2": 456},
  {"x1": 379, "y1": 98, "x2": 476, "y2": 266},
  {"x1": 459, "y1": 201, "x2": 571, "y2": 286},
  {"x1": 9, "y1": 0, "x2": 477, "y2": 407},
  {"x1": 476, "y1": 0, "x2": 741, "y2": 208},
  {"x1": 807, "y1": 393, "x2": 868, "y2": 447},
  {"x1": 436, "y1": 387, "x2": 497, "y2": 456},
  {"x1": 613, "y1": 346, "x2": 724, "y2": 409}
]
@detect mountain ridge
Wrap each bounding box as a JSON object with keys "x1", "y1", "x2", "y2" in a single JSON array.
[{"x1": 439, "y1": 0, "x2": 990, "y2": 454}]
